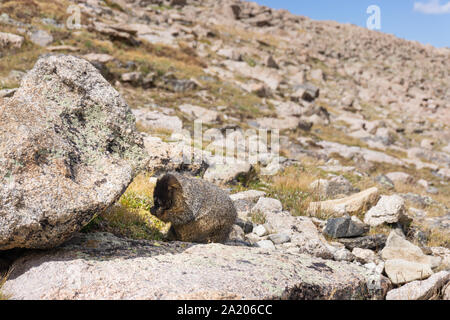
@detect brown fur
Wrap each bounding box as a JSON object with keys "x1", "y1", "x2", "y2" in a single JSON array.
[{"x1": 151, "y1": 173, "x2": 237, "y2": 243}]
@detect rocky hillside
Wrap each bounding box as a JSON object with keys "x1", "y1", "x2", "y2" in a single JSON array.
[{"x1": 0, "y1": 0, "x2": 449, "y2": 300}]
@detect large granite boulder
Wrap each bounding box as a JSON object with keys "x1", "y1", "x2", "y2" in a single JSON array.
[
  {"x1": 0, "y1": 55, "x2": 148, "y2": 250},
  {"x1": 3, "y1": 232, "x2": 385, "y2": 300}
]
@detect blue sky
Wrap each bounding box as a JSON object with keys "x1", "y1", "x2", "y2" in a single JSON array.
[{"x1": 254, "y1": 0, "x2": 450, "y2": 48}]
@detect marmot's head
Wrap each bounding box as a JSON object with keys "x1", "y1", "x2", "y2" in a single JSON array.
[{"x1": 151, "y1": 174, "x2": 182, "y2": 223}]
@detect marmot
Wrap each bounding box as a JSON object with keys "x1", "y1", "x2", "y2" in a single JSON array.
[{"x1": 150, "y1": 172, "x2": 237, "y2": 243}]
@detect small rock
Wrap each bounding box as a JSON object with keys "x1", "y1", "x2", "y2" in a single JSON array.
[
  {"x1": 364, "y1": 195, "x2": 411, "y2": 227},
  {"x1": 251, "y1": 197, "x2": 283, "y2": 215},
  {"x1": 0, "y1": 88, "x2": 17, "y2": 98},
  {"x1": 121, "y1": 72, "x2": 143, "y2": 86},
  {"x1": 352, "y1": 248, "x2": 378, "y2": 264},
  {"x1": 228, "y1": 225, "x2": 246, "y2": 243},
  {"x1": 179, "y1": 104, "x2": 219, "y2": 124},
  {"x1": 230, "y1": 190, "x2": 266, "y2": 202},
  {"x1": 203, "y1": 157, "x2": 252, "y2": 185},
  {"x1": 269, "y1": 233, "x2": 291, "y2": 245},
  {"x1": 332, "y1": 247, "x2": 355, "y2": 262},
  {"x1": 255, "y1": 240, "x2": 275, "y2": 250},
  {"x1": 308, "y1": 187, "x2": 379, "y2": 217},
  {"x1": 82, "y1": 53, "x2": 115, "y2": 64},
  {"x1": 385, "y1": 172, "x2": 413, "y2": 185},
  {"x1": 384, "y1": 259, "x2": 433, "y2": 285},
  {"x1": 386, "y1": 271, "x2": 450, "y2": 300},
  {"x1": 265, "y1": 55, "x2": 279, "y2": 69},
  {"x1": 133, "y1": 109, "x2": 183, "y2": 133},
  {"x1": 375, "y1": 175, "x2": 395, "y2": 189},
  {"x1": 381, "y1": 230, "x2": 441, "y2": 268},
  {"x1": 253, "y1": 225, "x2": 268, "y2": 237},
  {"x1": 235, "y1": 218, "x2": 253, "y2": 234},
  {"x1": 337, "y1": 234, "x2": 387, "y2": 251},
  {"x1": 323, "y1": 216, "x2": 369, "y2": 238},
  {"x1": 29, "y1": 29, "x2": 53, "y2": 47},
  {"x1": 400, "y1": 193, "x2": 434, "y2": 207},
  {"x1": 217, "y1": 48, "x2": 242, "y2": 61},
  {"x1": 0, "y1": 32, "x2": 24, "y2": 49},
  {"x1": 417, "y1": 179, "x2": 429, "y2": 189},
  {"x1": 309, "y1": 175, "x2": 357, "y2": 199},
  {"x1": 310, "y1": 69, "x2": 324, "y2": 82},
  {"x1": 444, "y1": 283, "x2": 450, "y2": 300},
  {"x1": 231, "y1": 190, "x2": 266, "y2": 214},
  {"x1": 245, "y1": 233, "x2": 263, "y2": 245}
]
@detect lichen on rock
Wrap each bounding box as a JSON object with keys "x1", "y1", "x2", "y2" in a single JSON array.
[{"x1": 0, "y1": 54, "x2": 148, "y2": 250}]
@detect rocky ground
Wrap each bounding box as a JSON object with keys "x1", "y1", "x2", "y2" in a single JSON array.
[{"x1": 0, "y1": 0, "x2": 449, "y2": 300}]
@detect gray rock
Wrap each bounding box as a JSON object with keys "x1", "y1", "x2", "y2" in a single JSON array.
[
  {"x1": 255, "y1": 239, "x2": 275, "y2": 249},
  {"x1": 203, "y1": 157, "x2": 252, "y2": 185},
  {"x1": 385, "y1": 172, "x2": 412, "y2": 185},
  {"x1": 162, "y1": 76, "x2": 198, "y2": 92},
  {"x1": 121, "y1": 72, "x2": 143, "y2": 86},
  {"x1": 132, "y1": 109, "x2": 183, "y2": 132},
  {"x1": 375, "y1": 175, "x2": 395, "y2": 189},
  {"x1": 251, "y1": 197, "x2": 283, "y2": 215},
  {"x1": 230, "y1": 190, "x2": 266, "y2": 203},
  {"x1": 323, "y1": 216, "x2": 369, "y2": 239},
  {"x1": 265, "y1": 55, "x2": 279, "y2": 69},
  {"x1": 227, "y1": 225, "x2": 246, "y2": 244},
  {"x1": 399, "y1": 193, "x2": 435, "y2": 207},
  {"x1": 0, "y1": 32, "x2": 24, "y2": 49},
  {"x1": 292, "y1": 83, "x2": 319, "y2": 102},
  {"x1": 269, "y1": 233, "x2": 291, "y2": 244},
  {"x1": 426, "y1": 187, "x2": 439, "y2": 195},
  {"x1": 0, "y1": 88, "x2": 17, "y2": 98},
  {"x1": 0, "y1": 55, "x2": 147, "y2": 250},
  {"x1": 264, "y1": 213, "x2": 334, "y2": 259},
  {"x1": 352, "y1": 248, "x2": 379, "y2": 264},
  {"x1": 253, "y1": 225, "x2": 268, "y2": 237},
  {"x1": 235, "y1": 218, "x2": 253, "y2": 234},
  {"x1": 337, "y1": 235, "x2": 387, "y2": 251},
  {"x1": 2, "y1": 232, "x2": 383, "y2": 300},
  {"x1": 364, "y1": 195, "x2": 411, "y2": 227},
  {"x1": 444, "y1": 283, "x2": 450, "y2": 300},
  {"x1": 179, "y1": 104, "x2": 219, "y2": 124},
  {"x1": 309, "y1": 175, "x2": 357, "y2": 199},
  {"x1": 230, "y1": 190, "x2": 266, "y2": 213},
  {"x1": 332, "y1": 247, "x2": 355, "y2": 262},
  {"x1": 29, "y1": 29, "x2": 53, "y2": 47}
]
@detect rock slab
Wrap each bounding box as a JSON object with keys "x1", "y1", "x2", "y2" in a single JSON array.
[
  {"x1": 386, "y1": 271, "x2": 450, "y2": 300},
  {"x1": 0, "y1": 55, "x2": 147, "y2": 250},
  {"x1": 3, "y1": 232, "x2": 382, "y2": 300}
]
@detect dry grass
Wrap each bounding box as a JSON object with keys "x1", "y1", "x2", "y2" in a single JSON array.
[
  {"x1": 83, "y1": 173, "x2": 170, "y2": 241},
  {"x1": 264, "y1": 164, "x2": 325, "y2": 216},
  {"x1": 422, "y1": 226, "x2": 450, "y2": 248},
  {"x1": 0, "y1": 268, "x2": 12, "y2": 300},
  {"x1": 0, "y1": 0, "x2": 85, "y2": 24},
  {"x1": 308, "y1": 124, "x2": 370, "y2": 149}
]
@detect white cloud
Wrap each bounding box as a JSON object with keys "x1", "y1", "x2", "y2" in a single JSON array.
[{"x1": 414, "y1": 0, "x2": 450, "y2": 14}]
